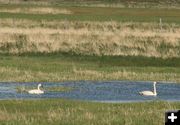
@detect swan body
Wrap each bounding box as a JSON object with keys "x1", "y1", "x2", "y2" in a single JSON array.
[
  {"x1": 28, "y1": 84, "x2": 44, "y2": 94},
  {"x1": 139, "y1": 82, "x2": 157, "y2": 96},
  {"x1": 139, "y1": 91, "x2": 156, "y2": 96}
]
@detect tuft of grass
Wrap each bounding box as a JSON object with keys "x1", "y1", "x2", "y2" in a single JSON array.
[{"x1": 16, "y1": 86, "x2": 28, "y2": 93}]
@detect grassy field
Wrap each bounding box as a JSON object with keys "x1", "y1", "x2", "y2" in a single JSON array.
[
  {"x1": 0, "y1": 20, "x2": 180, "y2": 58},
  {"x1": 0, "y1": 4, "x2": 180, "y2": 58},
  {"x1": 0, "y1": 16, "x2": 179, "y2": 82},
  {"x1": 0, "y1": 54, "x2": 179, "y2": 82},
  {"x1": 1, "y1": 0, "x2": 180, "y2": 8},
  {"x1": 0, "y1": 99, "x2": 179, "y2": 125},
  {"x1": 0, "y1": 5, "x2": 180, "y2": 23},
  {"x1": 0, "y1": 2, "x2": 179, "y2": 82}
]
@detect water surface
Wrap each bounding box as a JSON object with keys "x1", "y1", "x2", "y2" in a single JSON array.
[{"x1": 0, "y1": 81, "x2": 179, "y2": 102}]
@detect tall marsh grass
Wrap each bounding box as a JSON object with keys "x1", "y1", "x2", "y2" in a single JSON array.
[{"x1": 0, "y1": 19, "x2": 180, "y2": 58}]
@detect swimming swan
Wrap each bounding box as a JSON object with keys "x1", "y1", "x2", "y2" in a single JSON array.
[
  {"x1": 139, "y1": 82, "x2": 157, "y2": 96},
  {"x1": 28, "y1": 84, "x2": 44, "y2": 94}
]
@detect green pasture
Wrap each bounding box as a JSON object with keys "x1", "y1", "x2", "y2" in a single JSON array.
[
  {"x1": 0, "y1": 54, "x2": 179, "y2": 82},
  {"x1": 0, "y1": 4, "x2": 180, "y2": 23}
]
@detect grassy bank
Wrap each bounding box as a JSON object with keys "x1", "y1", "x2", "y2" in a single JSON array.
[
  {"x1": 0, "y1": 99, "x2": 179, "y2": 125},
  {"x1": 0, "y1": 54, "x2": 179, "y2": 82}
]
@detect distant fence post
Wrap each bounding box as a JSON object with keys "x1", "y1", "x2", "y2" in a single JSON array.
[{"x1": 159, "y1": 18, "x2": 162, "y2": 30}]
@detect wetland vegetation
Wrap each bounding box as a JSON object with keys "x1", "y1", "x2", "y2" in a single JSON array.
[
  {"x1": 0, "y1": 100, "x2": 180, "y2": 125},
  {"x1": 0, "y1": 0, "x2": 180, "y2": 125}
]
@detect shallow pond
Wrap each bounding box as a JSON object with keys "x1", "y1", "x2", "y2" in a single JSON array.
[{"x1": 0, "y1": 81, "x2": 180, "y2": 102}]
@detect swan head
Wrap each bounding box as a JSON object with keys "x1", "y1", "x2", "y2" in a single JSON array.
[
  {"x1": 38, "y1": 84, "x2": 42, "y2": 87},
  {"x1": 154, "y1": 81, "x2": 157, "y2": 85},
  {"x1": 38, "y1": 84, "x2": 43, "y2": 88}
]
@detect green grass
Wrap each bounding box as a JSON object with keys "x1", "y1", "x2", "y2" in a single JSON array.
[
  {"x1": 0, "y1": 99, "x2": 179, "y2": 125},
  {"x1": 0, "y1": 53, "x2": 179, "y2": 82},
  {"x1": 0, "y1": 0, "x2": 180, "y2": 7},
  {"x1": 0, "y1": 5, "x2": 180, "y2": 23}
]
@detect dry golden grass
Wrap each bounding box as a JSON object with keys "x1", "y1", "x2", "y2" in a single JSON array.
[
  {"x1": 0, "y1": 110, "x2": 11, "y2": 121},
  {"x1": 0, "y1": 0, "x2": 49, "y2": 5},
  {"x1": 0, "y1": 19, "x2": 180, "y2": 58},
  {"x1": 0, "y1": 7, "x2": 72, "y2": 14}
]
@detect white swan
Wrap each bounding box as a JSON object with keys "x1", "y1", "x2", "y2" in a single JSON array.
[
  {"x1": 28, "y1": 84, "x2": 44, "y2": 94},
  {"x1": 139, "y1": 81, "x2": 157, "y2": 96}
]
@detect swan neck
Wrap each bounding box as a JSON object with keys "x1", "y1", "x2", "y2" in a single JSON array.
[
  {"x1": 38, "y1": 85, "x2": 40, "y2": 90},
  {"x1": 153, "y1": 83, "x2": 157, "y2": 95}
]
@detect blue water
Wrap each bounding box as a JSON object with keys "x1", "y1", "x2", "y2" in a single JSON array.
[{"x1": 0, "y1": 81, "x2": 180, "y2": 102}]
